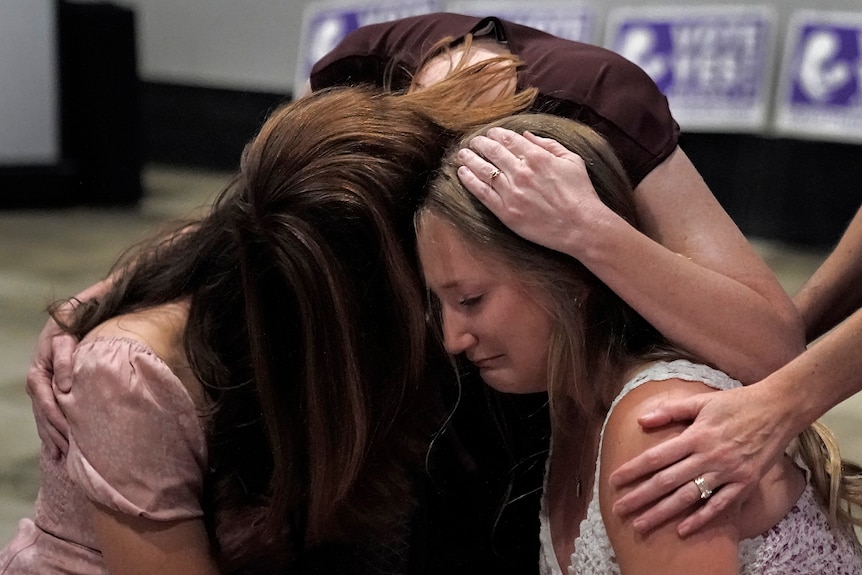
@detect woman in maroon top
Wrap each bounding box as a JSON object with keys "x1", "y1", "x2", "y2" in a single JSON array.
[
  {"x1": 306, "y1": 14, "x2": 803, "y2": 383},
  {"x1": 303, "y1": 13, "x2": 809, "y2": 541},
  {"x1": 308, "y1": 15, "x2": 676, "y2": 190}
]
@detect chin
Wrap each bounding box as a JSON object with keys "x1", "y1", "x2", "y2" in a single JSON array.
[{"x1": 480, "y1": 372, "x2": 541, "y2": 395}]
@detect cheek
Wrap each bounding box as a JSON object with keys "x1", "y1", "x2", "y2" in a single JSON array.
[
  {"x1": 520, "y1": 304, "x2": 555, "y2": 345},
  {"x1": 517, "y1": 309, "x2": 555, "y2": 366}
]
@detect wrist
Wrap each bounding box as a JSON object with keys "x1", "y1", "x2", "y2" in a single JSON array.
[
  {"x1": 749, "y1": 375, "x2": 814, "y2": 443},
  {"x1": 561, "y1": 204, "x2": 630, "y2": 265}
]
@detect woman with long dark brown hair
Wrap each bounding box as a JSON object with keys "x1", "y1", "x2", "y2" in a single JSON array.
[{"x1": 0, "y1": 60, "x2": 533, "y2": 574}]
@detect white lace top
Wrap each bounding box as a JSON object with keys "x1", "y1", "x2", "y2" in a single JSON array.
[{"x1": 538, "y1": 360, "x2": 862, "y2": 574}]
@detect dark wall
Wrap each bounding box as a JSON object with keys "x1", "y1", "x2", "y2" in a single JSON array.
[
  {"x1": 682, "y1": 133, "x2": 862, "y2": 248},
  {"x1": 59, "y1": 0, "x2": 142, "y2": 206},
  {"x1": 1, "y1": 1, "x2": 142, "y2": 208}
]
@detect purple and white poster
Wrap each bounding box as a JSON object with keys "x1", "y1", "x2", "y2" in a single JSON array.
[
  {"x1": 446, "y1": 0, "x2": 596, "y2": 43},
  {"x1": 293, "y1": 0, "x2": 443, "y2": 96},
  {"x1": 606, "y1": 6, "x2": 776, "y2": 132},
  {"x1": 774, "y1": 11, "x2": 862, "y2": 143}
]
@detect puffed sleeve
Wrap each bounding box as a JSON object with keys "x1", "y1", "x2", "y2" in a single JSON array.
[{"x1": 59, "y1": 337, "x2": 208, "y2": 521}]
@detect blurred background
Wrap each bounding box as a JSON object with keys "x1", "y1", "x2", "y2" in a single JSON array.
[{"x1": 1, "y1": 0, "x2": 860, "y2": 542}]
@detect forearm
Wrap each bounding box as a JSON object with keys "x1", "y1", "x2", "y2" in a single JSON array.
[
  {"x1": 570, "y1": 210, "x2": 803, "y2": 383},
  {"x1": 795, "y1": 280, "x2": 862, "y2": 344},
  {"x1": 794, "y1": 207, "x2": 862, "y2": 341},
  {"x1": 757, "y1": 306, "x2": 862, "y2": 435}
]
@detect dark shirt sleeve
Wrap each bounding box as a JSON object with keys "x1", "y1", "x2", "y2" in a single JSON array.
[
  {"x1": 506, "y1": 20, "x2": 679, "y2": 185},
  {"x1": 309, "y1": 13, "x2": 484, "y2": 92},
  {"x1": 310, "y1": 13, "x2": 679, "y2": 186}
]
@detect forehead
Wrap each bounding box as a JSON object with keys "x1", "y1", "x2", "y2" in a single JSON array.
[
  {"x1": 413, "y1": 37, "x2": 513, "y2": 90},
  {"x1": 416, "y1": 212, "x2": 502, "y2": 286}
]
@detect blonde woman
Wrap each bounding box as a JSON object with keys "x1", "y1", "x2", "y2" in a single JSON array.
[{"x1": 416, "y1": 112, "x2": 862, "y2": 574}]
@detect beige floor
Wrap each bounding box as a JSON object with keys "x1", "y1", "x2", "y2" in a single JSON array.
[{"x1": 0, "y1": 165, "x2": 859, "y2": 544}]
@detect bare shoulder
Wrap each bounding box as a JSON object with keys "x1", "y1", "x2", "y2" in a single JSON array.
[
  {"x1": 599, "y1": 377, "x2": 740, "y2": 574},
  {"x1": 80, "y1": 301, "x2": 204, "y2": 404},
  {"x1": 82, "y1": 301, "x2": 188, "y2": 358},
  {"x1": 602, "y1": 376, "x2": 719, "y2": 471}
]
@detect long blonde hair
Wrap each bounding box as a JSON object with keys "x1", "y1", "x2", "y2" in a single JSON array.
[{"x1": 795, "y1": 422, "x2": 862, "y2": 528}]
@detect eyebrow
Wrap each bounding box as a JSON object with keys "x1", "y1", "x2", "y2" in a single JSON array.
[{"x1": 425, "y1": 276, "x2": 455, "y2": 289}]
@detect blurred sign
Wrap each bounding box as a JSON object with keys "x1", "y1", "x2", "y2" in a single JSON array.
[
  {"x1": 606, "y1": 5, "x2": 776, "y2": 132},
  {"x1": 294, "y1": 0, "x2": 443, "y2": 95},
  {"x1": 446, "y1": 0, "x2": 596, "y2": 43},
  {"x1": 774, "y1": 11, "x2": 862, "y2": 143}
]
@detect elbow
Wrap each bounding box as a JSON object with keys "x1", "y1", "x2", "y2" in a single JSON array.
[
  {"x1": 737, "y1": 306, "x2": 806, "y2": 383},
  {"x1": 775, "y1": 303, "x2": 807, "y2": 364}
]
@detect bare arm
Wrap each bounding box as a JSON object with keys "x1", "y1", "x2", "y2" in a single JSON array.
[
  {"x1": 600, "y1": 379, "x2": 741, "y2": 575},
  {"x1": 608, "y1": 208, "x2": 862, "y2": 534},
  {"x1": 91, "y1": 502, "x2": 220, "y2": 575},
  {"x1": 630, "y1": 146, "x2": 804, "y2": 379},
  {"x1": 458, "y1": 128, "x2": 804, "y2": 382},
  {"x1": 794, "y1": 206, "x2": 862, "y2": 341},
  {"x1": 611, "y1": 306, "x2": 862, "y2": 535}
]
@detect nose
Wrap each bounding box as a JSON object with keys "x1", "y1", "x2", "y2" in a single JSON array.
[{"x1": 441, "y1": 307, "x2": 476, "y2": 355}]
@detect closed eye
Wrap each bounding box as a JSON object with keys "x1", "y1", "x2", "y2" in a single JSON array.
[{"x1": 459, "y1": 295, "x2": 483, "y2": 307}]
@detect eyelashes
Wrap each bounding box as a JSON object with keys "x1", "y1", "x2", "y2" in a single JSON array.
[{"x1": 458, "y1": 295, "x2": 483, "y2": 307}]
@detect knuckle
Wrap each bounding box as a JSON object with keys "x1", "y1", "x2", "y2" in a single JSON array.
[
  {"x1": 25, "y1": 370, "x2": 44, "y2": 394},
  {"x1": 487, "y1": 140, "x2": 507, "y2": 157},
  {"x1": 643, "y1": 448, "x2": 665, "y2": 468},
  {"x1": 714, "y1": 442, "x2": 737, "y2": 460},
  {"x1": 490, "y1": 126, "x2": 515, "y2": 145},
  {"x1": 708, "y1": 495, "x2": 730, "y2": 514},
  {"x1": 657, "y1": 470, "x2": 679, "y2": 491}
]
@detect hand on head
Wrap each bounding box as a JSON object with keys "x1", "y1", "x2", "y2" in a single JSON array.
[{"x1": 455, "y1": 127, "x2": 609, "y2": 256}]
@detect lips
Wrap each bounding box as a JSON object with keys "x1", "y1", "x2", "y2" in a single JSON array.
[{"x1": 469, "y1": 354, "x2": 503, "y2": 368}]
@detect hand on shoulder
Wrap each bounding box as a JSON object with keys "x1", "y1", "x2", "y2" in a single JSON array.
[{"x1": 598, "y1": 376, "x2": 742, "y2": 575}]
